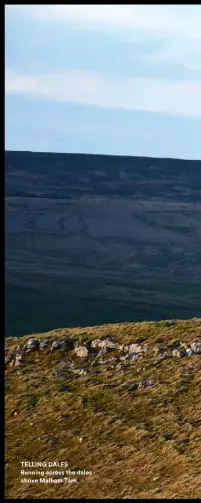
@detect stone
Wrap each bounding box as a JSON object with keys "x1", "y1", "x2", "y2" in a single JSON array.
[
  {"x1": 158, "y1": 352, "x2": 169, "y2": 360},
  {"x1": 39, "y1": 339, "x2": 50, "y2": 350},
  {"x1": 123, "y1": 345, "x2": 130, "y2": 353},
  {"x1": 120, "y1": 352, "x2": 139, "y2": 361},
  {"x1": 15, "y1": 354, "x2": 24, "y2": 366},
  {"x1": 26, "y1": 338, "x2": 39, "y2": 351},
  {"x1": 91, "y1": 347, "x2": 107, "y2": 365},
  {"x1": 55, "y1": 368, "x2": 65, "y2": 377},
  {"x1": 91, "y1": 339, "x2": 102, "y2": 348},
  {"x1": 191, "y1": 342, "x2": 201, "y2": 354},
  {"x1": 186, "y1": 348, "x2": 195, "y2": 357},
  {"x1": 75, "y1": 345, "x2": 88, "y2": 357},
  {"x1": 91, "y1": 338, "x2": 118, "y2": 349},
  {"x1": 124, "y1": 352, "x2": 135, "y2": 360},
  {"x1": 138, "y1": 379, "x2": 155, "y2": 389},
  {"x1": 51, "y1": 340, "x2": 66, "y2": 351},
  {"x1": 73, "y1": 368, "x2": 88, "y2": 376},
  {"x1": 128, "y1": 344, "x2": 143, "y2": 354},
  {"x1": 172, "y1": 349, "x2": 185, "y2": 357},
  {"x1": 131, "y1": 355, "x2": 140, "y2": 362},
  {"x1": 96, "y1": 347, "x2": 107, "y2": 358}
]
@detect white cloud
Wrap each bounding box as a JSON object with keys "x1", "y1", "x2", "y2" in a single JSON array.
[
  {"x1": 6, "y1": 5, "x2": 201, "y2": 38},
  {"x1": 5, "y1": 68, "x2": 201, "y2": 119}
]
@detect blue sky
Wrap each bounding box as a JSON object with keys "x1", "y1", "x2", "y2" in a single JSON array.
[{"x1": 5, "y1": 5, "x2": 201, "y2": 159}]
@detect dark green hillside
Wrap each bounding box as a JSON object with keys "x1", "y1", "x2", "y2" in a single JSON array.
[{"x1": 5, "y1": 151, "x2": 201, "y2": 337}]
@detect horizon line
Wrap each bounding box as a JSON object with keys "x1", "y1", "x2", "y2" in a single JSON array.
[{"x1": 5, "y1": 149, "x2": 201, "y2": 163}]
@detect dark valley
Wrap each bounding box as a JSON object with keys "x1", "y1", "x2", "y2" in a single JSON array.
[{"x1": 5, "y1": 151, "x2": 201, "y2": 337}]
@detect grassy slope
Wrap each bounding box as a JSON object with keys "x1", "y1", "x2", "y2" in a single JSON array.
[{"x1": 5, "y1": 318, "x2": 201, "y2": 499}]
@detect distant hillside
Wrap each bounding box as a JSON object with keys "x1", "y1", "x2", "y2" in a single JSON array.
[{"x1": 5, "y1": 151, "x2": 201, "y2": 337}]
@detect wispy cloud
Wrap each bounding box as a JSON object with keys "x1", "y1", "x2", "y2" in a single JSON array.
[
  {"x1": 5, "y1": 5, "x2": 201, "y2": 37},
  {"x1": 5, "y1": 68, "x2": 201, "y2": 119},
  {"x1": 6, "y1": 5, "x2": 201, "y2": 40}
]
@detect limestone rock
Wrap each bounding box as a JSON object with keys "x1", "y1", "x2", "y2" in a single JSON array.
[
  {"x1": 186, "y1": 348, "x2": 195, "y2": 356},
  {"x1": 127, "y1": 344, "x2": 143, "y2": 354},
  {"x1": 158, "y1": 352, "x2": 169, "y2": 360},
  {"x1": 91, "y1": 339, "x2": 102, "y2": 348},
  {"x1": 191, "y1": 342, "x2": 201, "y2": 354},
  {"x1": 74, "y1": 345, "x2": 88, "y2": 358},
  {"x1": 25, "y1": 338, "x2": 39, "y2": 352},
  {"x1": 39, "y1": 339, "x2": 50, "y2": 350},
  {"x1": 91, "y1": 338, "x2": 118, "y2": 349},
  {"x1": 15, "y1": 354, "x2": 24, "y2": 366},
  {"x1": 51, "y1": 340, "x2": 66, "y2": 351},
  {"x1": 172, "y1": 349, "x2": 185, "y2": 357}
]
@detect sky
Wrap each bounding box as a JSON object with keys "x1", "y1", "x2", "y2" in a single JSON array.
[{"x1": 5, "y1": 5, "x2": 201, "y2": 159}]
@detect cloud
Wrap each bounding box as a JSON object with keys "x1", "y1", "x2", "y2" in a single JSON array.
[
  {"x1": 5, "y1": 68, "x2": 201, "y2": 119},
  {"x1": 6, "y1": 5, "x2": 201, "y2": 38}
]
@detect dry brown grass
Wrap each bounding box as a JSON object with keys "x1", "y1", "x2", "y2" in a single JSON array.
[{"x1": 5, "y1": 318, "x2": 201, "y2": 499}]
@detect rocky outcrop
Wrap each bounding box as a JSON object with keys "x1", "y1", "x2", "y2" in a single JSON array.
[{"x1": 5, "y1": 335, "x2": 201, "y2": 372}]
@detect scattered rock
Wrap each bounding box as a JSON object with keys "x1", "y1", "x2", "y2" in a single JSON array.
[
  {"x1": 172, "y1": 349, "x2": 186, "y2": 358},
  {"x1": 25, "y1": 338, "x2": 39, "y2": 352},
  {"x1": 123, "y1": 345, "x2": 129, "y2": 353},
  {"x1": 97, "y1": 347, "x2": 107, "y2": 358},
  {"x1": 74, "y1": 345, "x2": 88, "y2": 358},
  {"x1": 11, "y1": 409, "x2": 18, "y2": 416},
  {"x1": 91, "y1": 347, "x2": 107, "y2": 365},
  {"x1": 127, "y1": 344, "x2": 143, "y2": 354},
  {"x1": 39, "y1": 339, "x2": 50, "y2": 350},
  {"x1": 91, "y1": 339, "x2": 102, "y2": 348},
  {"x1": 15, "y1": 354, "x2": 24, "y2": 366},
  {"x1": 186, "y1": 348, "x2": 195, "y2": 357},
  {"x1": 191, "y1": 342, "x2": 201, "y2": 354},
  {"x1": 125, "y1": 352, "x2": 135, "y2": 360},
  {"x1": 55, "y1": 368, "x2": 65, "y2": 377},
  {"x1": 138, "y1": 379, "x2": 155, "y2": 389},
  {"x1": 121, "y1": 352, "x2": 139, "y2": 361},
  {"x1": 73, "y1": 368, "x2": 88, "y2": 376},
  {"x1": 158, "y1": 351, "x2": 169, "y2": 360},
  {"x1": 51, "y1": 340, "x2": 66, "y2": 351},
  {"x1": 91, "y1": 338, "x2": 118, "y2": 349},
  {"x1": 103, "y1": 357, "x2": 117, "y2": 364}
]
